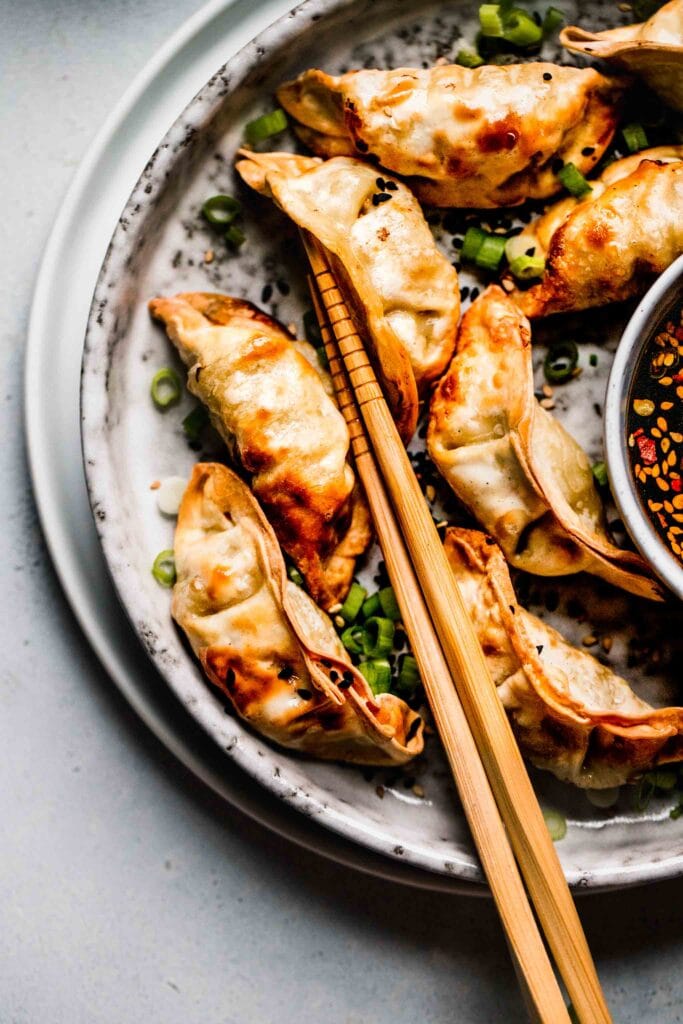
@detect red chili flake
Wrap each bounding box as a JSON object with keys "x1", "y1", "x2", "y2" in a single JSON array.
[
  {"x1": 672, "y1": 478, "x2": 682, "y2": 493},
  {"x1": 673, "y1": 371, "x2": 683, "y2": 383},
  {"x1": 635, "y1": 433, "x2": 657, "y2": 465}
]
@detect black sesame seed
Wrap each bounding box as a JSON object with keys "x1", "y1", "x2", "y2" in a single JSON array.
[
  {"x1": 536, "y1": 645, "x2": 544, "y2": 655},
  {"x1": 277, "y1": 664, "x2": 294, "y2": 680},
  {"x1": 406, "y1": 716, "x2": 422, "y2": 743},
  {"x1": 470, "y1": 287, "x2": 480, "y2": 301},
  {"x1": 581, "y1": 146, "x2": 595, "y2": 157},
  {"x1": 296, "y1": 688, "x2": 313, "y2": 700},
  {"x1": 551, "y1": 158, "x2": 564, "y2": 173},
  {"x1": 459, "y1": 285, "x2": 470, "y2": 302},
  {"x1": 385, "y1": 180, "x2": 398, "y2": 191},
  {"x1": 338, "y1": 677, "x2": 352, "y2": 690},
  {"x1": 225, "y1": 668, "x2": 236, "y2": 686},
  {"x1": 356, "y1": 139, "x2": 369, "y2": 152},
  {"x1": 525, "y1": 246, "x2": 536, "y2": 257},
  {"x1": 276, "y1": 279, "x2": 290, "y2": 296},
  {"x1": 543, "y1": 72, "x2": 552, "y2": 81},
  {"x1": 261, "y1": 283, "x2": 273, "y2": 303},
  {"x1": 376, "y1": 176, "x2": 387, "y2": 190},
  {"x1": 329, "y1": 669, "x2": 339, "y2": 682},
  {"x1": 372, "y1": 192, "x2": 392, "y2": 206}
]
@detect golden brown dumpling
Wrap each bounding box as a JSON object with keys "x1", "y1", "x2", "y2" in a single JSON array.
[
  {"x1": 236, "y1": 151, "x2": 459, "y2": 441},
  {"x1": 428, "y1": 287, "x2": 662, "y2": 600},
  {"x1": 510, "y1": 154, "x2": 683, "y2": 317},
  {"x1": 446, "y1": 527, "x2": 683, "y2": 787},
  {"x1": 149, "y1": 292, "x2": 371, "y2": 610},
  {"x1": 561, "y1": 0, "x2": 683, "y2": 112},
  {"x1": 173, "y1": 462, "x2": 423, "y2": 765},
  {"x1": 276, "y1": 63, "x2": 624, "y2": 207}
]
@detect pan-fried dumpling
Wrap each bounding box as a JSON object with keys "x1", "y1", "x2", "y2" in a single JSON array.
[
  {"x1": 276, "y1": 64, "x2": 624, "y2": 207},
  {"x1": 510, "y1": 155, "x2": 683, "y2": 317},
  {"x1": 149, "y1": 292, "x2": 371, "y2": 610},
  {"x1": 428, "y1": 286, "x2": 662, "y2": 600},
  {"x1": 173, "y1": 462, "x2": 423, "y2": 765},
  {"x1": 236, "y1": 151, "x2": 460, "y2": 442},
  {"x1": 561, "y1": 0, "x2": 683, "y2": 112},
  {"x1": 446, "y1": 527, "x2": 683, "y2": 787}
]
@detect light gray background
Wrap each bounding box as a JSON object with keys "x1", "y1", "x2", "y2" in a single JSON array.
[{"x1": 3, "y1": 2, "x2": 683, "y2": 1021}]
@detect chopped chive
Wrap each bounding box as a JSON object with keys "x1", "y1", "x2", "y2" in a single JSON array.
[
  {"x1": 361, "y1": 592, "x2": 381, "y2": 620},
  {"x1": 592, "y1": 461, "x2": 608, "y2": 487},
  {"x1": 378, "y1": 586, "x2": 401, "y2": 621},
  {"x1": 455, "y1": 49, "x2": 485, "y2": 67},
  {"x1": 287, "y1": 565, "x2": 304, "y2": 587},
  {"x1": 622, "y1": 122, "x2": 649, "y2": 154},
  {"x1": 544, "y1": 340, "x2": 578, "y2": 384},
  {"x1": 244, "y1": 108, "x2": 288, "y2": 145},
  {"x1": 543, "y1": 808, "x2": 567, "y2": 842},
  {"x1": 542, "y1": 5, "x2": 564, "y2": 33},
  {"x1": 152, "y1": 549, "x2": 176, "y2": 587},
  {"x1": 361, "y1": 617, "x2": 396, "y2": 658},
  {"x1": 359, "y1": 658, "x2": 392, "y2": 695},
  {"x1": 340, "y1": 582, "x2": 367, "y2": 624},
  {"x1": 396, "y1": 654, "x2": 420, "y2": 695},
  {"x1": 475, "y1": 233, "x2": 507, "y2": 272},
  {"x1": 479, "y1": 3, "x2": 504, "y2": 36},
  {"x1": 557, "y1": 162, "x2": 593, "y2": 198},
  {"x1": 150, "y1": 367, "x2": 182, "y2": 410},
  {"x1": 182, "y1": 405, "x2": 208, "y2": 443},
  {"x1": 502, "y1": 8, "x2": 543, "y2": 46},
  {"x1": 341, "y1": 625, "x2": 365, "y2": 655},
  {"x1": 461, "y1": 226, "x2": 488, "y2": 262},
  {"x1": 508, "y1": 253, "x2": 546, "y2": 280},
  {"x1": 201, "y1": 194, "x2": 241, "y2": 226},
  {"x1": 224, "y1": 224, "x2": 246, "y2": 249}
]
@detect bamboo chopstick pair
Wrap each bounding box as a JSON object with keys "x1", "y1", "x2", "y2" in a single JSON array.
[{"x1": 302, "y1": 230, "x2": 611, "y2": 1024}]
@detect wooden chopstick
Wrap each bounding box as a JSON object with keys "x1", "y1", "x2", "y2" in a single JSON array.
[
  {"x1": 308, "y1": 282, "x2": 569, "y2": 1023},
  {"x1": 303, "y1": 232, "x2": 611, "y2": 1024}
]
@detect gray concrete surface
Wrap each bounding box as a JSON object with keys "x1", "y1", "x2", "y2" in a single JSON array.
[{"x1": 2, "y1": 2, "x2": 683, "y2": 1021}]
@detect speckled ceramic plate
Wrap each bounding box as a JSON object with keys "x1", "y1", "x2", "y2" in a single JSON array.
[{"x1": 82, "y1": 0, "x2": 683, "y2": 888}]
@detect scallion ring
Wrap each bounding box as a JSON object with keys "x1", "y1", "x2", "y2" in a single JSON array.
[
  {"x1": 543, "y1": 808, "x2": 567, "y2": 842},
  {"x1": 287, "y1": 565, "x2": 304, "y2": 587},
  {"x1": 378, "y1": 586, "x2": 401, "y2": 621},
  {"x1": 542, "y1": 5, "x2": 564, "y2": 33},
  {"x1": 455, "y1": 49, "x2": 485, "y2": 68},
  {"x1": 622, "y1": 122, "x2": 649, "y2": 154},
  {"x1": 341, "y1": 625, "x2": 365, "y2": 656},
  {"x1": 475, "y1": 233, "x2": 507, "y2": 272},
  {"x1": 633, "y1": 773, "x2": 656, "y2": 812},
  {"x1": 361, "y1": 592, "x2": 381, "y2": 620},
  {"x1": 359, "y1": 658, "x2": 392, "y2": 695},
  {"x1": 182, "y1": 406, "x2": 208, "y2": 443},
  {"x1": 479, "y1": 3, "x2": 504, "y2": 36},
  {"x1": 397, "y1": 654, "x2": 421, "y2": 695},
  {"x1": 244, "y1": 108, "x2": 288, "y2": 145},
  {"x1": 557, "y1": 162, "x2": 592, "y2": 198},
  {"x1": 339, "y1": 582, "x2": 367, "y2": 624},
  {"x1": 361, "y1": 617, "x2": 396, "y2": 658},
  {"x1": 508, "y1": 253, "x2": 545, "y2": 280},
  {"x1": 150, "y1": 367, "x2": 182, "y2": 410},
  {"x1": 152, "y1": 549, "x2": 176, "y2": 588},
  {"x1": 201, "y1": 194, "x2": 241, "y2": 227},
  {"x1": 224, "y1": 224, "x2": 246, "y2": 250},
  {"x1": 502, "y1": 9, "x2": 543, "y2": 46},
  {"x1": 461, "y1": 226, "x2": 488, "y2": 263},
  {"x1": 543, "y1": 340, "x2": 578, "y2": 384},
  {"x1": 591, "y1": 461, "x2": 608, "y2": 487}
]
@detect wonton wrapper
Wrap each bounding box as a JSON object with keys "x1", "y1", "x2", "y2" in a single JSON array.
[
  {"x1": 173, "y1": 462, "x2": 423, "y2": 765},
  {"x1": 149, "y1": 292, "x2": 371, "y2": 610},
  {"x1": 276, "y1": 64, "x2": 624, "y2": 207},
  {"x1": 510, "y1": 157, "x2": 683, "y2": 317},
  {"x1": 236, "y1": 151, "x2": 459, "y2": 442},
  {"x1": 561, "y1": 0, "x2": 683, "y2": 113},
  {"x1": 446, "y1": 527, "x2": 683, "y2": 787},
  {"x1": 428, "y1": 287, "x2": 662, "y2": 600}
]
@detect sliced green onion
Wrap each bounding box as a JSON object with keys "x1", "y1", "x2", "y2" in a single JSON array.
[
  {"x1": 288, "y1": 565, "x2": 304, "y2": 587},
  {"x1": 303, "y1": 308, "x2": 322, "y2": 347},
  {"x1": 378, "y1": 586, "x2": 401, "y2": 621},
  {"x1": 361, "y1": 592, "x2": 381, "y2": 620},
  {"x1": 396, "y1": 654, "x2": 421, "y2": 695},
  {"x1": 359, "y1": 658, "x2": 392, "y2": 695},
  {"x1": 340, "y1": 582, "x2": 367, "y2": 624},
  {"x1": 455, "y1": 49, "x2": 485, "y2": 68},
  {"x1": 585, "y1": 787, "x2": 619, "y2": 809},
  {"x1": 544, "y1": 340, "x2": 578, "y2": 384},
  {"x1": 244, "y1": 108, "x2": 288, "y2": 145},
  {"x1": 589, "y1": 353, "x2": 598, "y2": 367},
  {"x1": 592, "y1": 461, "x2": 608, "y2": 487},
  {"x1": 557, "y1": 162, "x2": 593, "y2": 198},
  {"x1": 224, "y1": 224, "x2": 246, "y2": 249},
  {"x1": 461, "y1": 226, "x2": 488, "y2": 262},
  {"x1": 650, "y1": 769, "x2": 678, "y2": 791},
  {"x1": 182, "y1": 406, "x2": 208, "y2": 443},
  {"x1": 543, "y1": 808, "x2": 567, "y2": 842},
  {"x1": 150, "y1": 367, "x2": 182, "y2": 410},
  {"x1": 152, "y1": 549, "x2": 176, "y2": 587},
  {"x1": 475, "y1": 233, "x2": 508, "y2": 272},
  {"x1": 361, "y1": 617, "x2": 396, "y2": 658},
  {"x1": 622, "y1": 122, "x2": 649, "y2": 154},
  {"x1": 479, "y1": 3, "x2": 504, "y2": 36},
  {"x1": 502, "y1": 8, "x2": 543, "y2": 46},
  {"x1": 201, "y1": 194, "x2": 241, "y2": 227},
  {"x1": 633, "y1": 773, "x2": 656, "y2": 811},
  {"x1": 542, "y1": 5, "x2": 565, "y2": 33},
  {"x1": 341, "y1": 625, "x2": 365, "y2": 655},
  {"x1": 508, "y1": 253, "x2": 546, "y2": 280}
]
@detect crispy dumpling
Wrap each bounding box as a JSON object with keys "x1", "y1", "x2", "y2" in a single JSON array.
[
  {"x1": 561, "y1": 0, "x2": 683, "y2": 112},
  {"x1": 446, "y1": 527, "x2": 683, "y2": 787},
  {"x1": 510, "y1": 154, "x2": 683, "y2": 317},
  {"x1": 427, "y1": 287, "x2": 661, "y2": 600},
  {"x1": 276, "y1": 64, "x2": 624, "y2": 207},
  {"x1": 236, "y1": 151, "x2": 460, "y2": 441},
  {"x1": 149, "y1": 292, "x2": 371, "y2": 610},
  {"x1": 173, "y1": 462, "x2": 423, "y2": 765}
]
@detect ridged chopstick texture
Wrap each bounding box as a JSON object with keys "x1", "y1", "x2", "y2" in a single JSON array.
[{"x1": 303, "y1": 232, "x2": 611, "y2": 1024}]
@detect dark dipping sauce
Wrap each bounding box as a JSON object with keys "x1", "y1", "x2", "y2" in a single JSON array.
[{"x1": 626, "y1": 298, "x2": 683, "y2": 564}]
